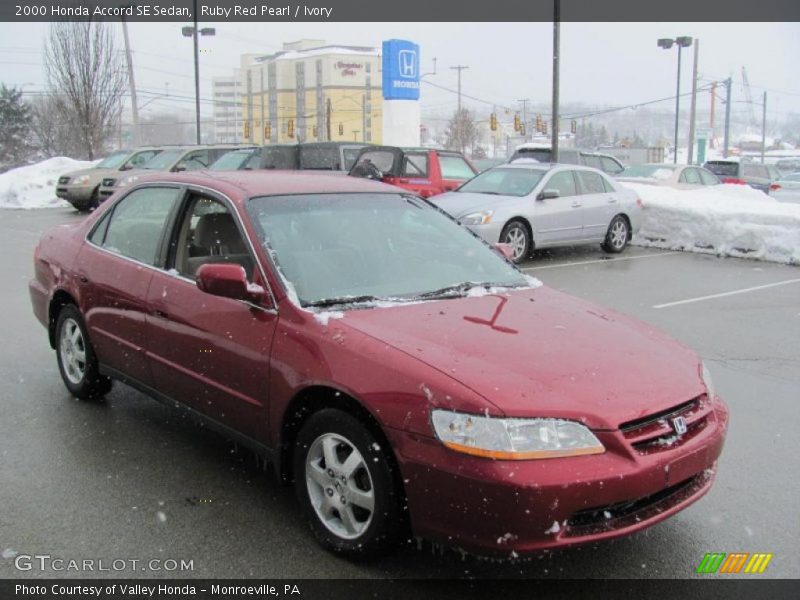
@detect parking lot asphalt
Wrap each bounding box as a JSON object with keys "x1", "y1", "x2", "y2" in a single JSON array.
[{"x1": 1, "y1": 207, "x2": 798, "y2": 579}]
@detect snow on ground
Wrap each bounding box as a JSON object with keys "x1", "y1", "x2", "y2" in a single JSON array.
[
  {"x1": 626, "y1": 182, "x2": 800, "y2": 265},
  {"x1": 0, "y1": 157, "x2": 96, "y2": 209}
]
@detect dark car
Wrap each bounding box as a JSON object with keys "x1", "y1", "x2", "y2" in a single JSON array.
[
  {"x1": 510, "y1": 146, "x2": 625, "y2": 176},
  {"x1": 349, "y1": 146, "x2": 478, "y2": 197},
  {"x1": 30, "y1": 170, "x2": 727, "y2": 559},
  {"x1": 702, "y1": 160, "x2": 782, "y2": 194}
]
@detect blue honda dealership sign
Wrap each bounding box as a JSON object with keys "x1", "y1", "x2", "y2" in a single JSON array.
[{"x1": 382, "y1": 39, "x2": 420, "y2": 100}]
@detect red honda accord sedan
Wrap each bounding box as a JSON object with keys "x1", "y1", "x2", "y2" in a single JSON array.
[{"x1": 29, "y1": 171, "x2": 728, "y2": 558}]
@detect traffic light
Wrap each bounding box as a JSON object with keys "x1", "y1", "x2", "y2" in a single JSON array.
[
  {"x1": 490, "y1": 112, "x2": 497, "y2": 132},
  {"x1": 264, "y1": 122, "x2": 271, "y2": 139},
  {"x1": 513, "y1": 113, "x2": 521, "y2": 132},
  {"x1": 287, "y1": 119, "x2": 295, "y2": 138},
  {"x1": 244, "y1": 121, "x2": 250, "y2": 139},
  {"x1": 338, "y1": 123, "x2": 344, "y2": 136},
  {"x1": 520, "y1": 123, "x2": 526, "y2": 137},
  {"x1": 571, "y1": 120, "x2": 577, "y2": 134},
  {"x1": 542, "y1": 120, "x2": 548, "y2": 135},
  {"x1": 535, "y1": 114, "x2": 543, "y2": 132}
]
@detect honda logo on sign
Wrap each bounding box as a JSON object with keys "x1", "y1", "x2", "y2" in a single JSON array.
[{"x1": 399, "y1": 50, "x2": 417, "y2": 78}]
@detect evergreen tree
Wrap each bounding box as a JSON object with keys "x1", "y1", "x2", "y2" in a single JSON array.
[{"x1": 0, "y1": 84, "x2": 33, "y2": 165}]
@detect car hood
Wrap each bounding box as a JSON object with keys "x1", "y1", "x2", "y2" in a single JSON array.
[
  {"x1": 432, "y1": 191, "x2": 520, "y2": 218},
  {"x1": 341, "y1": 286, "x2": 704, "y2": 430},
  {"x1": 62, "y1": 167, "x2": 117, "y2": 181}
]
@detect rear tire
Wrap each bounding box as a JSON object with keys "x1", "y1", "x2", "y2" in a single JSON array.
[
  {"x1": 500, "y1": 220, "x2": 531, "y2": 264},
  {"x1": 55, "y1": 304, "x2": 112, "y2": 400},
  {"x1": 294, "y1": 409, "x2": 403, "y2": 559},
  {"x1": 602, "y1": 215, "x2": 629, "y2": 253}
]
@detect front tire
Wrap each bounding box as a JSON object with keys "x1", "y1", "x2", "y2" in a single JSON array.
[
  {"x1": 55, "y1": 305, "x2": 112, "y2": 400},
  {"x1": 602, "y1": 215, "x2": 630, "y2": 253},
  {"x1": 500, "y1": 220, "x2": 531, "y2": 264},
  {"x1": 294, "y1": 409, "x2": 403, "y2": 559}
]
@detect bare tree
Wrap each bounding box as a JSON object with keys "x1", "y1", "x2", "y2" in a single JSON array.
[
  {"x1": 30, "y1": 94, "x2": 86, "y2": 158},
  {"x1": 444, "y1": 108, "x2": 481, "y2": 155},
  {"x1": 44, "y1": 21, "x2": 127, "y2": 159}
]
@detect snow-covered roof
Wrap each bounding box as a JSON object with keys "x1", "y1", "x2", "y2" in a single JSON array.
[{"x1": 255, "y1": 46, "x2": 380, "y2": 63}]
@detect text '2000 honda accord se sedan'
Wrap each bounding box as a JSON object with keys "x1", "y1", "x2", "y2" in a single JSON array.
[{"x1": 29, "y1": 171, "x2": 728, "y2": 558}]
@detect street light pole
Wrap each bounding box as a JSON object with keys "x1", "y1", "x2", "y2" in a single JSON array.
[
  {"x1": 723, "y1": 77, "x2": 732, "y2": 158},
  {"x1": 658, "y1": 36, "x2": 692, "y2": 164},
  {"x1": 183, "y1": 0, "x2": 215, "y2": 144},
  {"x1": 551, "y1": 0, "x2": 560, "y2": 162},
  {"x1": 450, "y1": 65, "x2": 469, "y2": 113}
]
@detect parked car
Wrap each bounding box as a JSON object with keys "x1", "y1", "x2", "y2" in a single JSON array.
[
  {"x1": 617, "y1": 164, "x2": 721, "y2": 189},
  {"x1": 770, "y1": 172, "x2": 800, "y2": 204},
  {"x1": 774, "y1": 158, "x2": 800, "y2": 176},
  {"x1": 208, "y1": 142, "x2": 366, "y2": 173},
  {"x1": 509, "y1": 145, "x2": 625, "y2": 175},
  {"x1": 56, "y1": 147, "x2": 163, "y2": 212},
  {"x1": 209, "y1": 145, "x2": 299, "y2": 170},
  {"x1": 473, "y1": 157, "x2": 507, "y2": 172},
  {"x1": 29, "y1": 170, "x2": 726, "y2": 558},
  {"x1": 98, "y1": 145, "x2": 254, "y2": 199},
  {"x1": 434, "y1": 163, "x2": 641, "y2": 263},
  {"x1": 349, "y1": 146, "x2": 478, "y2": 197},
  {"x1": 702, "y1": 159, "x2": 782, "y2": 194}
]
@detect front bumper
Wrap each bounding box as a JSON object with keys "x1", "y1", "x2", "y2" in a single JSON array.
[
  {"x1": 55, "y1": 184, "x2": 95, "y2": 204},
  {"x1": 389, "y1": 396, "x2": 728, "y2": 555}
]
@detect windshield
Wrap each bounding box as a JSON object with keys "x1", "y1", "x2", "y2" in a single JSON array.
[
  {"x1": 622, "y1": 165, "x2": 677, "y2": 180},
  {"x1": 457, "y1": 167, "x2": 545, "y2": 197},
  {"x1": 210, "y1": 149, "x2": 258, "y2": 170},
  {"x1": 704, "y1": 162, "x2": 738, "y2": 177},
  {"x1": 140, "y1": 149, "x2": 186, "y2": 170},
  {"x1": 247, "y1": 193, "x2": 527, "y2": 306},
  {"x1": 96, "y1": 151, "x2": 130, "y2": 169}
]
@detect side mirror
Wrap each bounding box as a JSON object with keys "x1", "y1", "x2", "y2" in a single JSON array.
[
  {"x1": 196, "y1": 263, "x2": 265, "y2": 303},
  {"x1": 537, "y1": 189, "x2": 560, "y2": 200},
  {"x1": 493, "y1": 242, "x2": 515, "y2": 261},
  {"x1": 174, "y1": 164, "x2": 186, "y2": 172}
]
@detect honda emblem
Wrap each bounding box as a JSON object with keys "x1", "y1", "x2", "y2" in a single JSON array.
[{"x1": 672, "y1": 416, "x2": 688, "y2": 435}]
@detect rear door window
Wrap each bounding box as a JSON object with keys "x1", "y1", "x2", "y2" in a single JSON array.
[
  {"x1": 680, "y1": 168, "x2": 702, "y2": 184},
  {"x1": 577, "y1": 170, "x2": 606, "y2": 194},
  {"x1": 439, "y1": 155, "x2": 475, "y2": 180},
  {"x1": 402, "y1": 153, "x2": 429, "y2": 177},
  {"x1": 581, "y1": 155, "x2": 602, "y2": 170}
]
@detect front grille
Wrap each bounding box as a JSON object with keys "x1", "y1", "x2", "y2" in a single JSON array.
[
  {"x1": 565, "y1": 473, "x2": 707, "y2": 536},
  {"x1": 102, "y1": 178, "x2": 116, "y2": 187},
  {"x1": 58, "y1": 176, "x2": 70, "y2": 184},
  {"x1": 620, "y1": 396, "x2": 710, "y2": 455}
]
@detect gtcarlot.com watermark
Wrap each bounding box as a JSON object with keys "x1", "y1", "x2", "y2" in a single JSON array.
[{"x1": 14, "y1": 554, "x2": 194, "y2": 573}]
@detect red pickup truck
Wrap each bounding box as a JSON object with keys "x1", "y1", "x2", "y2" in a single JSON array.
[{"x1": 348, "y1": 146, "x2": 478, "y2": 198}]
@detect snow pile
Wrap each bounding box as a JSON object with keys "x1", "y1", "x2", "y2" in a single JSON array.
[
  {"x1": 0, "y1": 157, "x2": 97, "y2": 209},
  {"x1": 626, "y1": 182, "x2": 800, "y2": 264}
]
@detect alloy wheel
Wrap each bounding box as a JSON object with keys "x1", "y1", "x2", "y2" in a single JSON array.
[{"x1": 59, "y1": 318, "x2": 86, "y2": 385}]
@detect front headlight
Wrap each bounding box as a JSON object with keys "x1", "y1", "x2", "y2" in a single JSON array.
[
  {"x1": 73, "y1": 174, "x2": 91, "y2": 185},
  {"x1": 431, "y1": 410, "x2": 604, "y2": 460},
  {"x1": 461, "y1": 210, "x2": 494, "y2": 226},
  {"x1": 117, "y1": 175, "x2": 139, "y2": 188},
  {"x1": 701, "y1": 362, "x2": 715, "y2": 399}
]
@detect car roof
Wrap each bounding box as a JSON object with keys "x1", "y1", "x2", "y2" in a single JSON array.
[{"x1": 133, "y1": 170, "x2": 401, "y2": 200}]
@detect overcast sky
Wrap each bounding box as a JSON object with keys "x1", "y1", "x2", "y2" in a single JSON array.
[{"x1": 2, "y1": 21, "x2": 799, "y2": 120}]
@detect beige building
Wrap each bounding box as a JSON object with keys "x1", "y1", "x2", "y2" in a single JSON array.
[{"x1": 239, "y1": 39, "x2": 383, "y2": 145}]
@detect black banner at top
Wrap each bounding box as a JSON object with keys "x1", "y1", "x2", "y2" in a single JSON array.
[{"x1": 2, "y1": 0, "x2": 800, "y2": 22}]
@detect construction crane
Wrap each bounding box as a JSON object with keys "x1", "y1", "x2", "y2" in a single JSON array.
[{"x1": 741, "y1": 67, "x2": 758, "y2": 129}]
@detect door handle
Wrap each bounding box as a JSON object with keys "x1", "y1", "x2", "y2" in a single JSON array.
[
  {"x1": 571, "y1": 202, "x2": 582, "y2": 208},
  {"x1": 607, "y1": 197, "x2": 617, "y2": 203},
  {"x1": 153, "y1": 309, "x2": 169, "y2": 320},
  {"x1": 79, "y1": 275, "x2": 89, "y2": 284}
]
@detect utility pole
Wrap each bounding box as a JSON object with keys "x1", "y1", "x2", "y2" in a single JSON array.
[
  {"x1": 551, "y1": 0, "x2": 560, "y2": 162},
  {"x1": 362, "y1": 94, "x2": 366, "y2": 143},
  {"x1": 326, "y1": 97, "x2": 332, "y2": 141},
  {"x1": 760, "y1": 91, "x2": 767, "y2": 164},
  {"x1": 518, "y1": 98, "x2": 530, "y2": 141},
  {"x1": 450, "y1": 65, "x2": 469, "y2": 113},
  {"x1": 709, "y1": 81, "x2": 717, "y2": 148},
  {"x1": 182, "y1": 0, "x2": 216, "y2": 144},
  {"x1": 120, "y1": 14, "x2": 139, "y2": 146},
  {"x1": 687, "y1": 39, "x2": 699, "y2": 164},
  {"x1": 723, "y1": 77, "x2": 732, "y2": 158}
]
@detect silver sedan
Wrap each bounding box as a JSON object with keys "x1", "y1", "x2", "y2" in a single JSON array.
[{"x1": 433, "y1": 163, "x2": 641, "y2": 263}]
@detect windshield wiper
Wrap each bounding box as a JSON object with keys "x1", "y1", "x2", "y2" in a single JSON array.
[
  {"x1": 305, "y1": 295, "x2": 386, "y2": 308},
  {"x1": 416, "y1": 281, "x2": 510, "y2": 300}
]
